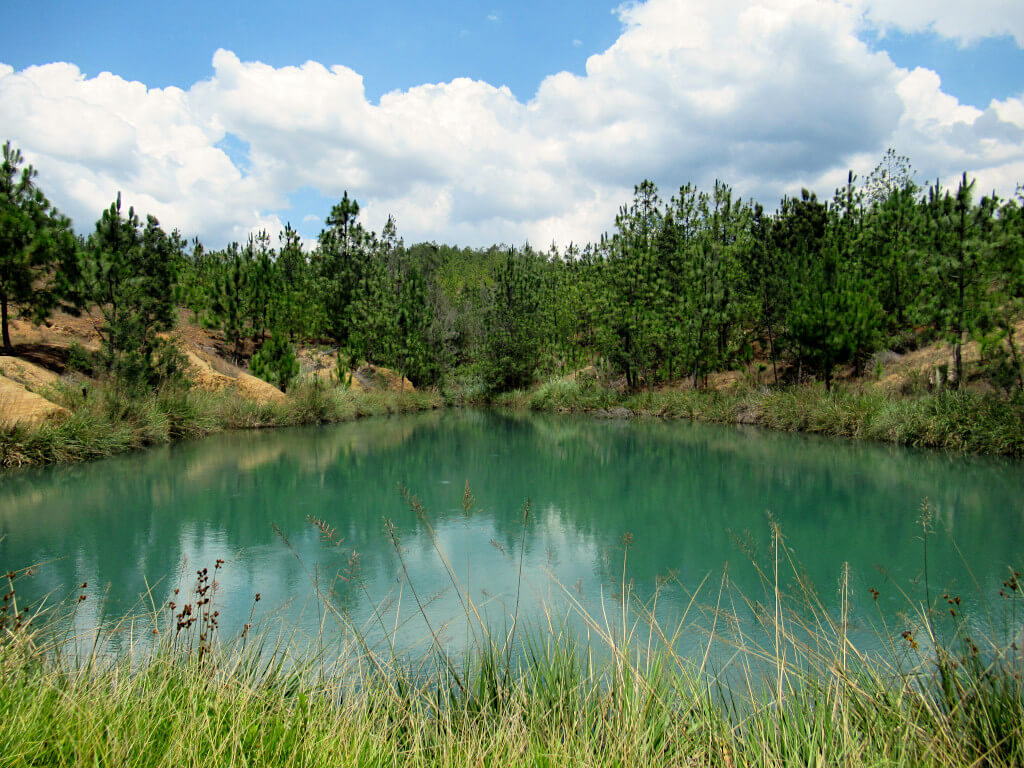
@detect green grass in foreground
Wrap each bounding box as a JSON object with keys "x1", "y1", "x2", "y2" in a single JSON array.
[
  {"x1": 0, "y1": 380, "x2": 441, "y2": 468},
  {"x1": 2, "y1": 513, "x2": 1022, "y2": 768},
  {"x1": 491, "y1": 376, "x2": 1024, "y2": 457}
]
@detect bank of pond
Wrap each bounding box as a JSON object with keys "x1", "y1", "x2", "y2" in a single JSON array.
[{"x1": 1, "y1": 409, "x2": 1022, "y2": 766}]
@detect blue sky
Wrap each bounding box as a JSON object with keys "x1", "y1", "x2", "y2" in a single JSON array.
[
  {"x1": 5, "y1": 1, "x2": 623, "y2": 102},
  {"x1": 864, "y1": 31, "x2": 1024, "y2": 108},
  {"x1": 2, "y1": 0, "x2": 1022, "y2": 247},
  {"x1": 8, "y1": 1, "x2": 1021, "y2": 106}
]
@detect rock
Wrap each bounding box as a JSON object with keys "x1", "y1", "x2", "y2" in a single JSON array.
[
  {"x1": 593, "y1": 406, "x2": 632, "y2": 419},
  {"x1": 0, "y1": 375, "x2": 69, "y2": 427}
]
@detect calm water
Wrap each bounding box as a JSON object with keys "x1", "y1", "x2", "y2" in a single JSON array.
[{"x1": 1, "y1": 410, "x2": 1022, "y2": 660}]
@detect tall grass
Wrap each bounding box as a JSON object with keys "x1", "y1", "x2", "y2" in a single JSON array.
[
  {"x1": 2, "y1": 494, "x2": 1021, "y2": 767},
  {"x1": 0, "y1": 380, "x2": 442, "y2": 468}
]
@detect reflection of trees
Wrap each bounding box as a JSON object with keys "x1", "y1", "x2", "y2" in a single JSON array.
[{"x1": 1, "y1": 410, "x2": 1022, "y2": 635}]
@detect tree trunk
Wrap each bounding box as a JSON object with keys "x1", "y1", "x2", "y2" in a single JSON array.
[
  {"x1": 953, "y1": 337, "x2": 963, "y2": 388},
  {"x1": 1, "y1": 292, "x2": 11, "y2": 351}
]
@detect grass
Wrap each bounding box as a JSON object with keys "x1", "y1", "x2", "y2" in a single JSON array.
[
  {"x1": 2, "y1": 496, "x2": 1022, "y2": 767},
  {"x1": 491, "y1": 375, "x2": 1024, "y2": 457},
  {"x1": 0, "y1": 379, "x2": 442, "y2": 468}
]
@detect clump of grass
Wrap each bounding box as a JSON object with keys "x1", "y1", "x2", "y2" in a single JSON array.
[{"x1": 526, "y1": 375, "x2": 619, "y2": 412}]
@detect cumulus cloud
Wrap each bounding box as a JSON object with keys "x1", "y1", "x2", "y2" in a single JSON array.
[
  {"x1": 0, "y1": 0, "x2": 1022, "y2": 250},
  {"x1": 857, "y1": 0, "x2": 1024, "y2": 47}
]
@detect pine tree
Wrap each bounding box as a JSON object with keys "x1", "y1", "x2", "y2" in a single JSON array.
[
  {"x1": 271, "y1": 224, "x2": 311, "y2": 341},
  {"x1": 923, "y1": 174, "x2": 996, "y2": 386},
  {"x1": 201, "y1": 243, "x2": 248, "y2": 363},
  {"x1": 392, "y1": 265, "x2": 431, "y2": 386},
  {"x1": 0, "y1": 141, "x2": 79, "y2": 351},
  {"x1": 244, "y1": 230, "x2": 275, "y2": 344},
  {"x1": 862, "y1": 151, "x2": 921, "y2": 331},
  {"x1": 481, "y1": 248, "x2": 542, "y2": 392},
  {"x1": 80, "y1": 195, "x2": 183, "y2": 385},
  {"x1": 314, "y1": 191, "x2": 368, "y2": 356},
  {"x1": 600, "y1": 180, "x2": 664, "y2": 390},
  {"x1": 742, "y1": 203, "x2": 785, "y2": 383},
  {"x1": 250, "y1": 333, "x2": 299, "y2": 393},
  {"x1": 984, "y1": 189, "x2": 1024, "y2": 391},
  {"x1": 779, "y1": 188, "x2": 882, "y2": 389}
]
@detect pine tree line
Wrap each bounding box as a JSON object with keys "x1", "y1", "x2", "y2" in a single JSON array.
[{"x1": 3, "y1": 141, "x2": 1023, "y2": 396}]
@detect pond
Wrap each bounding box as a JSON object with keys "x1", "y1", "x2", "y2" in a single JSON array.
[{"x1": 2, "y1": 409, "x2": 1022, "y2": 664}]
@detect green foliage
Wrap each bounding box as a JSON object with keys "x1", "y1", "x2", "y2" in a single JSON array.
[
  {"x1": 480, "y1": 248, "x2": 542, "y2": 393},
  {"x1": 599, "y1": 180, "x2": 664, "y2": 389},
  {"x1": 200, "y1": 242, "x2": 248, "y2": 361},
  {"x1": 0, "y1": 140, "x2": 79, "y2": 350},
  {"x1": 270, "y1": 224, "x2": 313, "y2": 340},
  {"x1": 922, "y1": 173, "x2": 998, "y2": 386},
  {"x1": 862, "y1": 150, "x2": 922, "y2": 328},
  {"x1": 79, "y1": 194, "x2": 184, "y2": 388},
  {"x1": 781, "y1": 182, "x2": 883, "y2": 389},
  {"x1": 8, "y1": 146, "x2": 1024, "y2": 403},
  {"x1": 65, "y1": 341, "x2": 98, "y2": 376},
  {"x1": 314, "y1": 191, "x2": 370, "y2": 352},
  {"x1": 250, "y1": 334, "x2": 299, "y2": 393},
  {"x1": 243, "y1": 231, "x2": 275, "y2": 343}
]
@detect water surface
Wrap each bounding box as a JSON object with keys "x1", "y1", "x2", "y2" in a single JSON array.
[{"x1": 2, "y1": 410, "x2": 1021, "y2": 659}]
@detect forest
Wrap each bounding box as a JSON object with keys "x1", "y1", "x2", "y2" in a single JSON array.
[{"x1": 3, "y1": 142, "x2": 1024, "y2": 398}]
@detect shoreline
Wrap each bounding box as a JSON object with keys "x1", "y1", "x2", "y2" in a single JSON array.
[
  {"x1": 486, "y1": 379, "x2": 1024, "y2": 458},
  {"x1": 4, "y1": 376, "x2": 1024, "y2": 471},
  {"x1": 1, "y1": 381, "x2": 442, "y2": 470}
]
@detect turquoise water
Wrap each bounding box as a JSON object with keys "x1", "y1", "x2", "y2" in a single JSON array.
[{"x1": 1, "y1": 410, "x2": 1022, "y2": 660}]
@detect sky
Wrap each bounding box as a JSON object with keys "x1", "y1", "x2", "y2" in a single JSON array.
[{"x1": 2, "y1": 0, "x2": 1023, "y2": 249}]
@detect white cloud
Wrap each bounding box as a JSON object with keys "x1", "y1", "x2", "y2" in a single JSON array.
[
  {"x1": 0, "y1": 0, "x2": 1022, "y2": 250},
  {"x1": 856, "y1": 0, "x2": 1024, "y2": 47}
]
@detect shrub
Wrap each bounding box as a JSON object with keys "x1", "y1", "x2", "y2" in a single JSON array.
[{"x1": 250, "y1": 334, "x2": 299, "y2": 393}]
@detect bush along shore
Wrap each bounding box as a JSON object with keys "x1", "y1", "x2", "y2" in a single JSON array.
[
  {"x1": 481, "y1": 376, "x2": 1024, "y2": 458},
  {"x1": 2, "y1": 509, "x2": 1022, "y2": 768},
  {"x1": 0, "y1": 380, "x2": 440, "y2": 469}
]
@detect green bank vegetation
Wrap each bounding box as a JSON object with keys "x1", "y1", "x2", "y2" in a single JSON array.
[
  {"x1": 2, "y1": 501, "x2": 1022, "y2": 767},
  {"x1": 0, "y1": 380, "x2": 440, "y2": 468},
  {"x1": 490, "y1": 377, "x2": 1024, "y2": 457}
]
